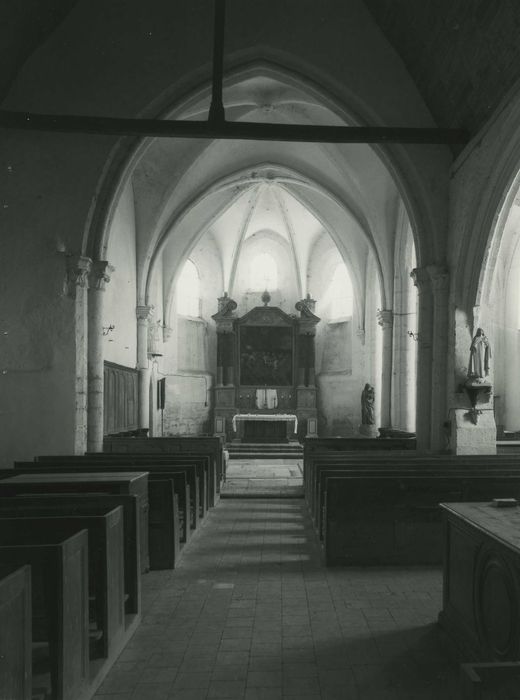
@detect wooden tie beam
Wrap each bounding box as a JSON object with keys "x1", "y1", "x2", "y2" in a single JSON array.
[{"x1": 0, "y1": 0, "x2": 469, "y2": 146}]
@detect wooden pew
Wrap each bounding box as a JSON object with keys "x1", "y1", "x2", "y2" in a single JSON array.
[
  {"x1": 306, "y1": 453, "x2": 520, "y2": 531},
  {"x1": 0, "y1": 494, "x2": 141, "y2": 615},
  {"x1": 0, "y1": 472, "x2": 150, "y2": 573},
  {"x1": 0, "y1": 510, "x2": 125, "y2": 660},
  {"x1": 0, "y1": 565, "x2": 31, "y2": 700},
  {"x1": 303, "y1": 436, "x2": 416, "y2": 474},
  {"x1": 12, "y1": 465, "x2": 188, "y2": 566},
  {"x1": 102, "y1": 436, "x2": 224, "y2": 505},
  {"x1": 34, "y1": 454, "x2": 210, "y2": 519},
  {"x1": 0, "y1": 527, "x2": 89, "y2": 700},
  {"x1": 323, "y1": 473, "x2": 520, "y2": 565}
]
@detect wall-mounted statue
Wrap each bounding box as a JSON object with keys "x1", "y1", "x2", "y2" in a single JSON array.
[
  {"x1": 361, "y1": 383, "x2": 375, "y2": 425},
  {"x1": 468, "y1": 328, "x2": 491, "y2": 381},
  {"x1": 464, "y1": 327, "x2": 492, "y2": 425}
]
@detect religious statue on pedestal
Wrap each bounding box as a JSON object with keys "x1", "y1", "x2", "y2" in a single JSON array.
[
  {"x1": 467, "y1": 327, "x2": 492, "y2": 381},
  {"x1": 464, "y1": 327, "x2": 492, "y2": 425},
  {"x1": 359, "y1": 383, "x2": 377, "y2": 436}
]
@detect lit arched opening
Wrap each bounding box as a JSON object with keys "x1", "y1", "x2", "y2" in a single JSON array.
[{"x1": 176, "y1": 259, "x2": 201, "y2": 318}]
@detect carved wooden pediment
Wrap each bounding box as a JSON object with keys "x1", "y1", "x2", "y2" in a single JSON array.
[{"x1": 238, "y1": 306, "x2": 296, "y2": 327}]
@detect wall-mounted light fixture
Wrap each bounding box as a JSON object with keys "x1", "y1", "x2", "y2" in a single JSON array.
[
  {"x1": 102, "y1": 324, "x2": 115, "y2": 336},
  {"x1": 407, "y1": 330, "x2": 419, "y2": 341}
]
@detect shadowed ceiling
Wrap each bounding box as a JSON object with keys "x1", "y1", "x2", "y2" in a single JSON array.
[
  {"x1": 363, "y1": 0, "x2": 520, "y2": 133},
  {"x1": 2, "y1": 1, "x2": 520, "y2": 137}
]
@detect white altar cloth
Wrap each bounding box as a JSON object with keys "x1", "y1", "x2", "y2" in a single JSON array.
[{"x1": 232, "y1": 413, "x2": 298, "y2": 433}]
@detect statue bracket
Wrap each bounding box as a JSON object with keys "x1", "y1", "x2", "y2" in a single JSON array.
[{"x1": 461, "y1": 377, "x2": 492, "y2": 424}]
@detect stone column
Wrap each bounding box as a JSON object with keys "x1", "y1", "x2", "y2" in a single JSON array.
[
  {"x1": 66, "y1": 254, "x2": 92, "y2": 454},
  {"x1": 87, "y1": 261, "x2": 114, "y2": 453},
  {"x1": 428, "y1": 265, "x2": 450, "y2": 451},
  {"x1": 377, "y1": 309, "x2": 393, "y2": 428},
  {"x1": 411, "y1": 267, "x2": 433, "y2": 451},
  {"x1": 136, "y1": 305, "x2": 153, "y2": 434}
]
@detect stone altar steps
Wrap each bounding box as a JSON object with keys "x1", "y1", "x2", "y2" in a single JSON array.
[{"x1": 227, "y1": 441, "x2": 303, "y2": 460}]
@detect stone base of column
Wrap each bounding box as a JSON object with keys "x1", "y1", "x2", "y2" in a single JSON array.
[
  {"x1": 450, "y1": 409, "x2": 497, "y2": 455},
  {"x1": 358, "y1": 424, "x2": 378, "y2": 437}
]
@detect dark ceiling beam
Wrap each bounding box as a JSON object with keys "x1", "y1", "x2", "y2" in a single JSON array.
[{"x1": 0, "y1": 110, "x2": 469, "y2": 144}]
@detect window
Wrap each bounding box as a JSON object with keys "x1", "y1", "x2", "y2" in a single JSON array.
[
  {"x1": 329, "y1": 263, "x2": 353, "y2": 319},
  {"x1": 176, "y1": 259, "x2": 201, "y2": 317},
  {"x1": 249, "y1": 253, "x2": 278, "y2": 291}
]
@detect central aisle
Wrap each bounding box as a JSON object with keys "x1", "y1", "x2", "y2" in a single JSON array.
[{"x1": 96, "y1": 500, "x2": 458, "y2": 700}]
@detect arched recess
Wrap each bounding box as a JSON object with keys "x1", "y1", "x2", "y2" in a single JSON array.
[{"x1": 81, "y1": 58, "x2": 442, "y2": 444}]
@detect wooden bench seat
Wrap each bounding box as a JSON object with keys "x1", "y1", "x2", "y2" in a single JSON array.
[
  {"x1": 305, "y1": 453, "x2": 520, "y2": 530},
  {"x1": 0, "y1": 565, "x2": 31, "y2": 700},
  {"x1": 0, "y1": 527, "x2": 89, "y2": 700},
  {"x1": 102, "y1": 436, "x2": 224, "y2": 505},
  {"x1": 0, "y1": 494, "x2": 141, "y2": 615},
  {"x1": 323, "y1": 472, "x2": 520, "y2": 565},
  {"x1": 34, "y1": 454, "x2": 210, "y2": 518},
  {"x1": 11, "y1": 465, "x2": 188, "y2": 568},
  {"x1": 0, "y1": 510, "x2": 125, "y2": 660},
  {"x1": 310, "y1": 460, "x2": 520, "y2": 537},
  {"x1": 0, "y1": 472, "x2": 150, "y2": 573}
]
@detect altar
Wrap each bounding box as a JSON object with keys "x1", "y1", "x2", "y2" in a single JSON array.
[
  {"x1": 232, "y1": 413, "x2": 298, "y2": 442},
  {"x1": 211, "y1": 296, "x2": 320, "y2": 442}
]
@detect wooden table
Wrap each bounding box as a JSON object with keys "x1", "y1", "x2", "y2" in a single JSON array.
[{"x1": 439, "y1": 501, "x2": 520, "y2": 662}]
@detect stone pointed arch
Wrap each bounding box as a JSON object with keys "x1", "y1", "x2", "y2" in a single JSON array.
[{"x1": 83, "y1": 58, "x2": 448, "y2": 275}]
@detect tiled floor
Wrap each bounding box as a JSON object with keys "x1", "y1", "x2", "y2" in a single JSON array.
[
  {"x1": 95, "y1": 499, "x2": 459, "y2": 700},
  {"x1": 221, "y1": 460, "x2": 303, "y2": 498}
]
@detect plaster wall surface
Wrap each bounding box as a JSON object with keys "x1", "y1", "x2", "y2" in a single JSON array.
[
  {"x1": 309, "y1": 237, "x2": 366, "y2": 435},
  {"x1": 103, "y1": 180, "x2": 138, "y2": 367},
  {"x1": 158, "y1": 240, "x2": 219, "y2": 436}
]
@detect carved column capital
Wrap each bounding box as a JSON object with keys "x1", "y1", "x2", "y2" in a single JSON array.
[
  {"x1": 89, "y1": 260, "x2": 115, "y2": 291},
  {"x1": 427, "y1": 264, "x2": 450, "y2": 292},
  {"x1": 136, "y1": 305, "x2": 154, "y2": 322},
  {"x1": 410, "y1": 266, "x2": 432, "y2": 293},
  {"x1": 65, "y1": 254, "x2": 92, "y2": 298},
  {"x1": 377, "y1": 309, "x2": 393, "y2": 330}
]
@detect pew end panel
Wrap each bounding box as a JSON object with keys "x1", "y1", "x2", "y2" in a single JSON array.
[
  {"x1": 0, "y1": 565, "x2": 32, "y2": 700},
  {"x1": 148, "y1": 480, "x2": 181, "y2": 570},
  {"x1": 0, "y1": 529, "x2": 90, "y2": 700},
  {"x1": 0, "y1": 494, "x2": 141, "y2": 618}
]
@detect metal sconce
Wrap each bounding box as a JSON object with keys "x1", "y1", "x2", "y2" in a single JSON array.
[{"x1": 102, "y1": 324, "x2": 115, "y2": 336}]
